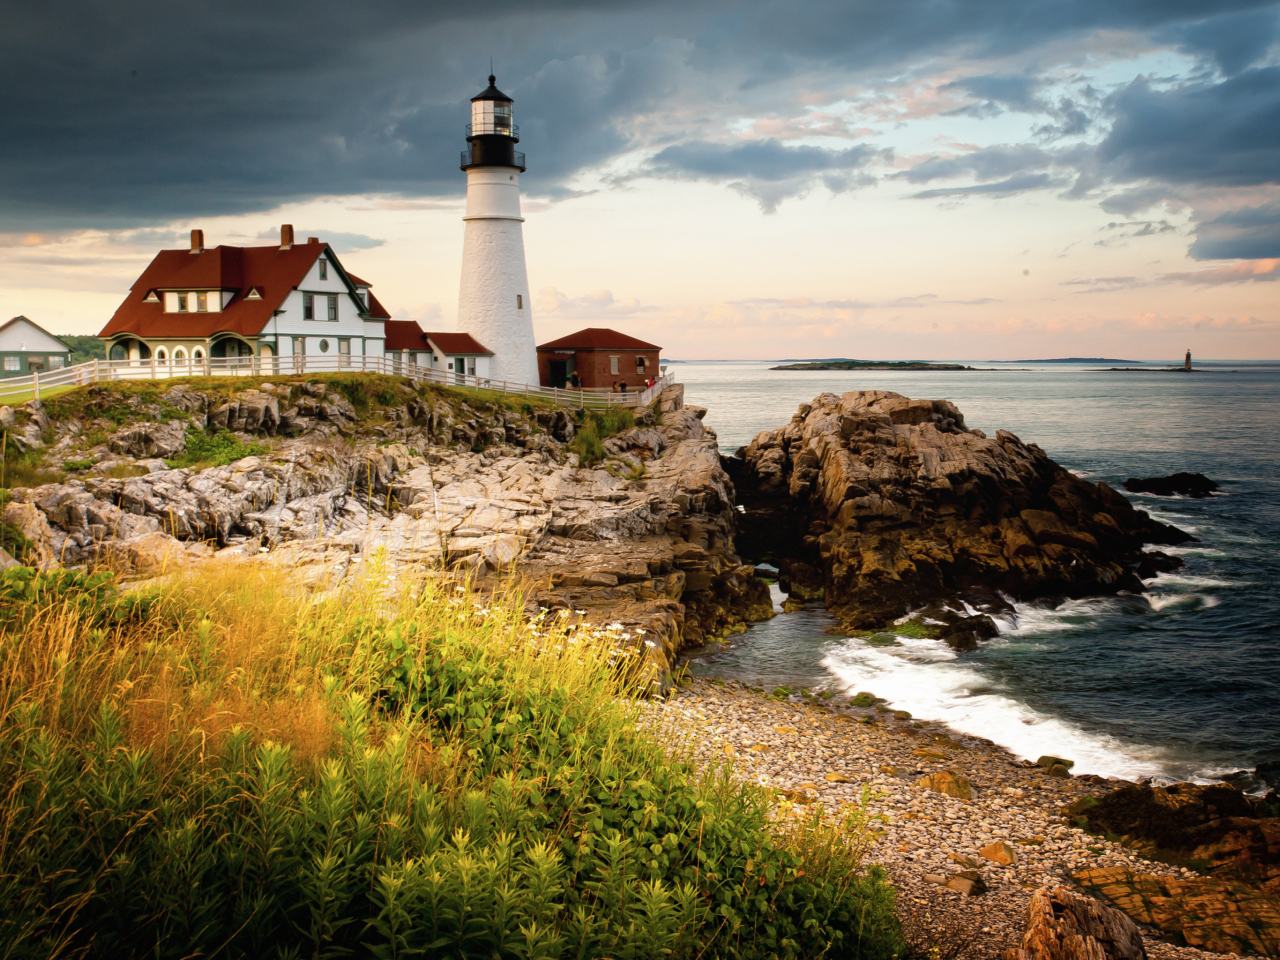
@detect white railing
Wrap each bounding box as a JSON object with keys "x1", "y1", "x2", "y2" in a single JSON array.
[{"x1": 0, "y1": 355, "x2": 676, "y2": 412}]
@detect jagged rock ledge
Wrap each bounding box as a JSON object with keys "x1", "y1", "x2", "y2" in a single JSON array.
[
  {"x1": 1, "y1": 378, "x2": 772, "y2": 679},
  {"x1": 727, "y1": 389, "x2": 1192, "y2": 646}
]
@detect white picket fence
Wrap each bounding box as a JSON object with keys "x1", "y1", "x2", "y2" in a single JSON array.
[{"x1": 0, "y1": 354, "x2": 676, "y2": 412}]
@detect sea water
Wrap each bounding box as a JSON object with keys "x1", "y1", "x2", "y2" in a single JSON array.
[{"x1": 678, "y1": 359, "x2": 1280, "y2": 788}]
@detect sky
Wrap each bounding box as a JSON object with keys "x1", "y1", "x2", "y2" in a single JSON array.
[{"x1": 2, "y1": 0, "x2": 1279, "y2": 360}]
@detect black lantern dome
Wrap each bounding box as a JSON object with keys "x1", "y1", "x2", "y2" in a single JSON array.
[{"x1": 462, "y1": 75, "x2": 525, "y2": 172}]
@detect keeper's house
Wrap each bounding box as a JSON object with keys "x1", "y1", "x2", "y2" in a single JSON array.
[
  {"x1": 384, "y1": 320, "x2": 493, "y2": 379},
  {"x1": 536, "y1": 328, "x2": 661, "y2": 389},
  {"x1": 99, "y1": 226, "x2": 389, "y2": 364},
  {"x1": 0, "y1": 316, "x2": 72, "y2": 377}
]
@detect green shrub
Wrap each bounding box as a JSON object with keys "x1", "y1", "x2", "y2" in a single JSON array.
[
  {"x1": 165, "y1": 429, "x2": 267, "y2": 469},
  {"x1": 0, "y1": 570, "x2": 904, "y2": 960}
]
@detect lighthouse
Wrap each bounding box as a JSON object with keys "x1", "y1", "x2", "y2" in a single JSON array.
[{"x1": 456, "y1": 75, "x2": 539, "y2": 385}]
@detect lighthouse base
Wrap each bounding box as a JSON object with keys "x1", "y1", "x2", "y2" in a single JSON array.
[{"x1": 457, "y1": 217, "x2": 539, "y2": 385}]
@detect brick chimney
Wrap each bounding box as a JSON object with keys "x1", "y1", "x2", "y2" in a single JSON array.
[
  {"x1": 190, "y1": 229, "x2": 204, "y2": 254},
  {"x1": 280, "y1": 224, "x2": 294, "y2": 250}
]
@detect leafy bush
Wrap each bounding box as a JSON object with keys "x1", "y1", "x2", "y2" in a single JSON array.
[
  {"x1": 165, "y1": 429, "x2": 267, "y2": 469},
  {"x1": 0, "y1": 568, "x2": 905, "y2": 960}
]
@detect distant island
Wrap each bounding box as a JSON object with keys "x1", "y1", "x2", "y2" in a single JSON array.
[
  {"x1": 1006, "y1": 357, "x2": 1139, "y2": 364},
  {"x1": 770, "y1": 359, "x2": 974, "y2": 371}
]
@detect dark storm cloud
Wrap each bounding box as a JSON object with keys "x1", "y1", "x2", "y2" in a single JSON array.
[
  {"x1": 1171, "y1": 7, "x2": 1280, "y2": 75},
  {"x1": 2, "y1": 0, "x2": 1279, "y2": 229},
  {"x1": 644, "y1": 139, "x2": 889, "y2": 210},
  {"x1": 1189, "y1": 203, "x2": 1280, "y2": 258},
  {"x1": 1096, "y1": 67, "x2": 1280, "y2": 187},
  {"x1": 909, "y1": 173, "x2": 1058, "y2": 199},
  {"x1": 651, "y1": 140, "x2": 883, "y2": 181}
]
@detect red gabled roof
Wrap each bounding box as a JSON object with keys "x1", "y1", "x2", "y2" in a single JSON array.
[
  {"x1": 424, "y1": 332, "x2": 492, "y2": 355},
  {"x1": 384, "y1": 319, "x2": 427, "y2": 351},
  {"x1": 536, "y1": 327, "x2": 660, "y2": 351},
  {"x1": 364, "y1": 289, "x2": 391, "y2": 320},
  {"x1": 99, "y1": 240, "x2": 390, "y2": 338}
]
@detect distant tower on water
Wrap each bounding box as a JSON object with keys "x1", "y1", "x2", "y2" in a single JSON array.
[
  {"x1": 456, "y1": 75, "x2": 539, "y2": 384},
  {"x1": 1185, "y1": 349, "x2": 1192, "y2": 371}
]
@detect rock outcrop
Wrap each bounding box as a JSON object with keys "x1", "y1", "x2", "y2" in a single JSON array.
[
  {"x1": 1123, "y1": 472, "x2": 1219, "y2": 498},
  {"x1": 2, "y1": 377, "x2": 771, "y2": 678},
  {"x1": 1001, "y1": 885, "x2": 1147, "y2": 960},
  {"x1": 1068, "y1": 781, "x2": 1280, "y2": 957},
  {"x1": 730, "y1": 390, "x2": 1191, "y2": 639}
]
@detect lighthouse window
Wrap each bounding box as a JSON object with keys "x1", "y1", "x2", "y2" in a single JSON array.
[{"x1": 516, "y1": 295, "x2": 523, "y2": 309}]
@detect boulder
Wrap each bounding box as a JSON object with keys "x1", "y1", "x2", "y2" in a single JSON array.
[
  {"x1": 1123, "y1": 472, "x2": 1218, "y2": 498},
  {"x1": 109, "y1": 421, "x2": 187, "y2": 459},
  {"x1": 917, "y1": 770, "x2": 977, "y2": 801},
  {"x1": 3, "y1": 501, "x2": 57, "y2": 568},
  {"x1": 980, "y1": 840, "x2": 1018, "y2": 866},
  {"x1": 1001, "y1": 884, "x2": 1146, "y2": 960}
]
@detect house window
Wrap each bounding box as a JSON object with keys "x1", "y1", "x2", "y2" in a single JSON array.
[
  {"x1": 3, "y1": 357, "x2": 18, "y2": 371},
  {"x1": 48, "y1": 356, "x2": 65, "y2": 369},
  {"x1": 319, "y1": 259, "x2": 328, "y2": 281},
  {"x1": 196, "y1": 292, "x2": 208, "y2": 312},
  {"x1": 304, "y1": 293, "x2": 314, "y2": 320},
  {"x1": 327, "y1": 295, "x2": 338, "y2": 321},
  {"x1": 609, "y1": 356, "x2": 619, "y2": 375},
  {"x1": 636, "y1": 356, "x2": 646, "y2": 374},
  {"x1": 516, "y1": 294, "x2": 522, "y2": 309}
]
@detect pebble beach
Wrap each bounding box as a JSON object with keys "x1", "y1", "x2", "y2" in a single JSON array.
[{"x1": 650, "y1": 677, "x2": 1236, "y2": 959}]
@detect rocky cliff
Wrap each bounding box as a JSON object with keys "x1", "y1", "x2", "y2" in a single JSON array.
[
  {"x1": 729, "y1": 389, "x2": 1190, "y2": 645},
  {"x1": 1, "y1": 375, "x2": 771, "y2": 677}
]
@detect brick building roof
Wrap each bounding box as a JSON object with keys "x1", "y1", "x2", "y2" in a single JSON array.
[{"x1": 536, "y1": 327, "x2": 660, "y2": 351}]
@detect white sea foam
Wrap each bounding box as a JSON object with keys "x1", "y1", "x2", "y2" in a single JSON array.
[{"x1": 821, "y1": 633, "x2": 1175, "y2": 781}]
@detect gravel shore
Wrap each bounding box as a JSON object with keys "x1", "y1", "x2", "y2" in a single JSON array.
[{"x1": 650, "y1": 677, "x2": 1235, "y2": 959}]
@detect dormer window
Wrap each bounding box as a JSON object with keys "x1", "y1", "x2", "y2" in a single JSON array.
[{"x1": 319, "y1": 259, "x2": 328, "y2": 281}]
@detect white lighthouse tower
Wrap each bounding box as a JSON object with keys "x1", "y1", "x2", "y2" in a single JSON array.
[{"x1": 456, "y1": 76, "x2": 539, "y2": 384}]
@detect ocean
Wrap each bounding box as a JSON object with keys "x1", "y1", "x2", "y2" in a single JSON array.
[{"x1": 677, "y1": 359, "x2": 1280, "y2": 790}]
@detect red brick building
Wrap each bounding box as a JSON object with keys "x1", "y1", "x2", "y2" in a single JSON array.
[{"x1": 536, "y1": 328, "x2": 661, "y2": 389}]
